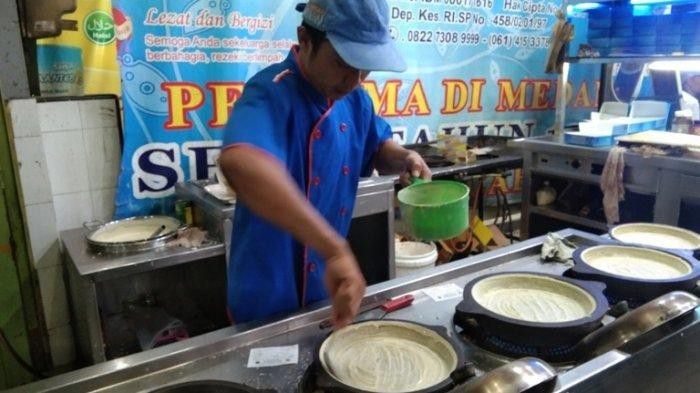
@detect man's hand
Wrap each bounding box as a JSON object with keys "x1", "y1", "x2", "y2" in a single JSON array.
[
  {"x1": 398, "y1": 150, "x2": 432, "y2": 186},
  {"x1": 324, "y1": 246, "x2": 366, "y2": 329}
]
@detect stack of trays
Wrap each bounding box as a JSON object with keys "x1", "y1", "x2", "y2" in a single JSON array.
[
  {"x1": 585, "y1": 7, "x2": 612, "y2": 56},
  {"x1": 584, "y1": 6, "x2": 696, "y2": 56},
  {"x1": 566, "y1": 117, "x2": 667, "y2": 147},
  {"x1": 681, "y1": 12, "x2": 700, "y2": 54},
  {"x1": 610, "y1": 7, "x2": 638, "y2": 55}
]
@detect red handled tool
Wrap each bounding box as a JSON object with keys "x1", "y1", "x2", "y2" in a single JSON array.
[
  {"x1": 319, "y1": 294, "x2": 416, "y2": 329},
  {"x1": 380, "y1": 294, "x2": 415, "y2": 312}
]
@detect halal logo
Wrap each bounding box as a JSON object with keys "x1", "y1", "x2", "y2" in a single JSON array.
[{"x1": 84, "y1": 10, "x2": 115, "y2": 44}]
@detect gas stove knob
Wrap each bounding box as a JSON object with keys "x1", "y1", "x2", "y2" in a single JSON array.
[{"x1": 570, "y1": 159, "x2": 581, "y2": 169}]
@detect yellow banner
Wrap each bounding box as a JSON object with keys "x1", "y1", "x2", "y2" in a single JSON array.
[{"x1": 37, "y1": 0, "x2": 120, "y2": 96}]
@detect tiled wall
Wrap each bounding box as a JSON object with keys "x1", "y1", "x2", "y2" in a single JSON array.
[{"x1": 7, "y1": 97, "x2": 121, "y2": 367}]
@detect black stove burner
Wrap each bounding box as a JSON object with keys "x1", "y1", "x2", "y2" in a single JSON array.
[
  {"x1": 605, "y1": 294, "x2": 643, "y2": 310},
  {"x1": 299, "y1": 356, "x2": 477, "y2": 392},
  {"x1": 150, "y1": 380, "x2": 275, "y2": 393},
  {"x1": 423, "y1": 154, "x2": 454, "y2": 168},
  {"x1": 405, "y1": 145, "x2": 454, "y2": 168},
  {"x1": 455, "y1": 317, "x2": 580, "y2": 364},
  {"x1": 298, "y1": 361, "x2": 317, "y2": 393}
]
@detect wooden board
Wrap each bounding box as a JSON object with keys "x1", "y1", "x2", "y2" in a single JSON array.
[{"x1": 617, "y1": 131, "x2": 700, "y2": 149}]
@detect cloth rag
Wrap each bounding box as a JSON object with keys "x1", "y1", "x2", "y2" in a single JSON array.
[
  {"x1": 600, "y1": 147, "x2": 626, "y2": 225},
  {"x1": 167, "y1": 227, "x2": 207, "y2": 248},
  {"x1": 540, "y1": 232, "x2": 577, "y2": 265},
  {"x1": 545, "y1": 10, "x2": 574, "y2": 74}
]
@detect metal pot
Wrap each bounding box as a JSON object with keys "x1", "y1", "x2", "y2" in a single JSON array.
[
  {"x1": 455, "y1": 272, "x2": 609, "y2": 347},
  {"x1": 569, "y1": 245, "x2": 700, "y2": 304},
  {"x1": 314, "y1": 320, "x2": 475, "y2": 393},
  {"x1": 86, "y1": 215, "x2": 183, "y2": 254},
  {"x1": 574, "y1": 291, "x2": 699, "y2": 360},
  {"x1": 461, "y1": 357, "x2": 557, "y2": 393},
  {"x1": 397, "y1": 180, "x2": 470, "y2": 241}
]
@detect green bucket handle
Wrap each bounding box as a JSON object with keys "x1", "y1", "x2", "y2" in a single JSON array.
[{"x1": 410, "y1": 176, "x2": 429, "y2": 185}]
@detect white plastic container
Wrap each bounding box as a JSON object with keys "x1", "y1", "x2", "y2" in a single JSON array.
[
  {"x1": 578, "y1": 119, "x2": 626, "y2": 135},
  {"x1": 395, "y1": 241, "x2": 438, "y2": 277}
]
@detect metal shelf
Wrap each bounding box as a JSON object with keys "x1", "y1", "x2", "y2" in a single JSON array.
[
  {"x1": 530, "y1": 168, "x2": 657, "y2": 195},
  {"x1": 529, "y1": 205, "x2": 610, "y2": 232},
  {"x1": 565, "y1": 54, "x2": 700, "y2": 64},
  {"x1": 531, "y1": 168, "x2": 601, "y2": 185}
]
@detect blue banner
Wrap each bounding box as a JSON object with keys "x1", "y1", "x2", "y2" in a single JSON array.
[{"x1": 112, "y1": 0, "x2": 598, "y2": 218}]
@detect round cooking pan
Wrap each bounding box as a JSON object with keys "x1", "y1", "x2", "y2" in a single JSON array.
[
  {"x1": 397, "y1": 180, "x2": 469, "y2": 241},
  {"x1": 86, "y1": 215, "x2": 182, "y2": 254},
  {"x1": 570, "y1": 244, "x2": 700, "y2": 303},
  {"x1": 455, "y1": 272, "x2": 609, "y2": 347},
  {"x1": 315, "y1": 320, "x2": 474, "y2": 393},
  {"x1": 609, "y1": 223, "x2": 700, "y2": 257},
  {"x1": 149, "y1": 380, "x2": 275, "y2": 393}
]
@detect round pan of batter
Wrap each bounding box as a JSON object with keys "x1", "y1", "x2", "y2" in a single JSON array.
[
  {"x1": 455, "y1": 272, "x2": 609, "y2": 347},
  {"x1": 570, "y1": 244, "x2": 700, "y2": 303},
  {"x1": 86, "y1": 215, "x2": 183, "y2": 254},
  {"x1": 609, "y1": 223, "x2": 700, "y2": 254},
  {"x1": 316, "y1": 320, "x2": 470, "y2": 393}
]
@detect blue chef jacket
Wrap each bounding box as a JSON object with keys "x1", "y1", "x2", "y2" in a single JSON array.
[{"x1": 222, "y1": 46, "x2": 392, "y2": 323}]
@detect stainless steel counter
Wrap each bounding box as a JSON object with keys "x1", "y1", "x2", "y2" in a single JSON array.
[
  {"x1": 514, "y1": 135, "x2": 700, "y2": 238},
  {"x1": 62, "y1": 228, "x2": 228, "y2": 365},
  {"x1": 517, "y1": 135, "x2": 700, "y2": 174},
  {"x1": 61, "y1": 228, "x2": 225, "y2": 282},
  {"x1": 61, "y1": 149, "x2": 523, "y2": 367},
  {"x1": 16, "y1": 229, "x2": 700, "y2": 393}
]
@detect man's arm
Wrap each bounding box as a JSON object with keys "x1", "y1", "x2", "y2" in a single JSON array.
[
  {"x1": 218, "y1": 145, "x2": 365, "y2": 329},
  {"x1": 374, "y1": 139, "x2": 432, "y2": 184}
]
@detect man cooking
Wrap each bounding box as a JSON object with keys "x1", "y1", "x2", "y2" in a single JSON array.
[{"x1": 218, "y1": 0, "x2": 431, "y2": 329}]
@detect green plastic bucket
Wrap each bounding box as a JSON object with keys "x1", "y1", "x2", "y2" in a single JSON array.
[{"x1": 397, "y1": 180, "x2": 470, "y2": 241}]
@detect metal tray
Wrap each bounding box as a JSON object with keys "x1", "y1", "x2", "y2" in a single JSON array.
[{"x1": 86, "y1": 215, "x2": 183, "y2": 254}]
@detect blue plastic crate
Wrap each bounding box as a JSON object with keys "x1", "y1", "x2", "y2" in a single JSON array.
[
  {"x1": 610, "y1": 26, "x2": 633, "y2": 37},
  {"x1": 579, "y1": 121, "x2": 628, "y2": 136},
  {"x1": 682, "y1": 45, "x2": 700, "y2": 54},
  {"x1": 611, "y1": 6, "x2": 633, "y2": 23},
  {"x1": 657, "y1": 14, "x2": 682, "y2": 32},
  {"x1": 587, "y1": 7, "x2": 612, "y2": 18},
  {"x1": 657, "y1": 23, "x2": 682, "y2": 36},
  {"x1": 565, "y1": 132, "x2": 614, "y2": 147},
  {"x1": 609, "y1": 46, "x2": 655, "y2": 55},
  {"x1": 589, "y1": 37, "x2": 611, "y2": 55},
  {"x1": 632, "y1": 36, "x2": 656, "y2": 46},
  {"x1": 651, "y1": 117, "x2": 666, "y2": 129},
  {"x1": 587, "y1": 28, "x2": 610, "y2": 39},
  {"x1": 627, "y1": 121, "x2": 643, "y2": 134},
  {"x1": 681, "y1": 31, "x2": 700, "y2": 44},
  {"x1": 589, "y1": 18, "x2": 612, "y2": 29},
  {"x1": 611, "y1": 36, "x2": 637, "y2": 46},
  {"x1": 656, "y1": 34, "x2": 681, "y2": 45},
  {"x1": 633, "y1": 20, "x2": 658, "y2": 36},
  {"x1": 656, "y1": 44, "x2": 682, "y2": 54},
  {"x1": 612, "y1": 124, "x2": 628, "y2": 136},
  {"x1": 681, "y1": 24, "x2": 700, "y2": 35},
  {"x1": 681, "y1": 12, "x2": 700, "y2": 28},
  {"x1": 639, "y1": 118, "x2": 664, "y2": 132}
]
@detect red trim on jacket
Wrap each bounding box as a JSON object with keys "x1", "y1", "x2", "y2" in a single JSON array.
[{"x1": 301, "y1": 104, "x2": 334, "y2": 306}]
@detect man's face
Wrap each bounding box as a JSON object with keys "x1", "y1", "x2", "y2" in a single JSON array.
[{"x1": 297, "y1": 27, "x2": 370, "y2": 100}]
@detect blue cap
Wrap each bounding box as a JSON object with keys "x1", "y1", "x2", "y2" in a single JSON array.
[{"x1": 296, "y1": 0, "x2": 406, "y2": 72}]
